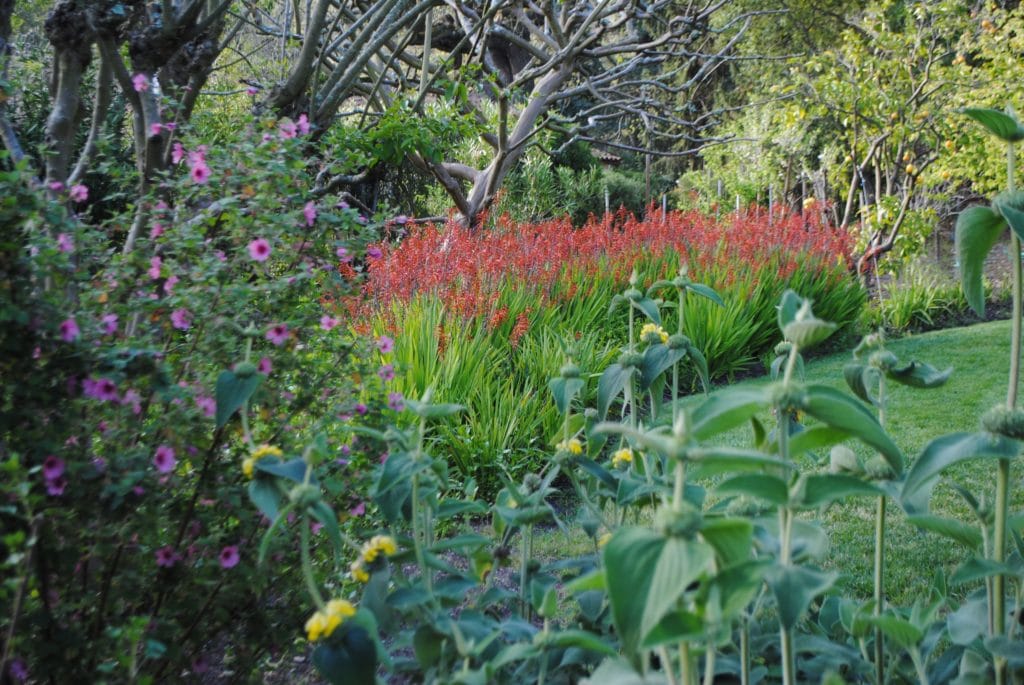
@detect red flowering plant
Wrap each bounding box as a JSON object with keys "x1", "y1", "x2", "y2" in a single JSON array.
[{"x1": 0, "y1": 114, "x2": 395, "y2": 681}]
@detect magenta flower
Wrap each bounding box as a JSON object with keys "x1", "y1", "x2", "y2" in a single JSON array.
[
  {"x1": 265, "y1": 324, "x2": 289, "y2": 346},
  {"x1": 132, "y1": 73, "x2": 150, "y2": 92},
  {"x1": 394, "y1": 215, "x2": 408, "y2": 225},
  {"x1": 57, "y1": 233, "x2": 74, "y2": 253},
  {"x1": 336, "y1": 246, "x2": 351, "y2": 262},
  {"x1": 153, "y1": 444, "x2": 176, "y2": 473},
  {"x1": 219, "y1": 545, "x2": 240, "y2": 569},
  {"x1": 170, "y1": 308, "x2": 191, "y2": 331},
  {"x1": 320, "y1": 315, "x2": 339, "y2": 331},
  {"x1": 248, "y1": 238, "x2": 271, "y2": 262},
  {"x1": 155, "y1": 546, "x2": 179, "y2": 568},
  {"x1": 45, "y1": 475, "x2": 67, "y2": 497},
  {"x1": 195, "y1": 395, "x2": 215, "y2": 418},
  {"x1": 172, "y1": 142, "x2": 185, "y2": 164},
  {"x1": 387, "y1": 391, "x2": 404, "y2": 411},
  {"x1": 83, "y1": 377, "x2": 119, "y2": 402},
  {"x1": 48, "y1": 181, "x2": 63, "y2": 192},
  {"x1": 355, "y1": 402, "x2": 368, "y2": 416},
  {"x1": 297, "y1": 113, "x2": 310, "y2": 135},
  {"x1": 101, "y1": 313, "x2": 118, "y2": 335},
  {"x1": 257, "y1": 356, "x2": 273, "y2": 374},
  {"x1": 278, "y1": 119, "x2": 297, "y2": 139},
  {"x1": 150, "y1": 223, "x2": 164, "y2": 238},
  {"x1": 60, "y1": 318, "x2": 80, "y2": 342},
  {"x1": 303, "y1": 201, "x2": 317, "y2": 227},
  {"x1": 8, "y1": 657, "x2": 27, "y2": 682},
  {"x1": 378, "y1": 364, "x2": 395, "y2": 381},
  {"x1": 43, "y1": 455, "x2": 65, "y2": 480},
  {"x1": 190, "y1": 162, "x2": 211, "y2": 184},
  {"x1": 69, "y1": 184, "x2": 88, "y2": 202},
  {"x1": 122, "y1": 389, "x2": 143, "y2": 415},
  {"x1": 350, "y1": 501, "x2": 366, "y2": 517},
  {"x1": 376, "y1": 335, "x2": 394, "y2": 353},
  {"x1": 149, "y1": 123, "x2": 163, "y2": 136},
  {"x1": 148, "y1": 256, "x2": 162, "y2": 279},
  {"x1": 163, "y1": 274, "x2": 178, "y2": 294},
  {"x1": 246, "y1": 86, "x2": 259, "y2": 96},
  {"x1": 366, "y1": 246, "x2": 382, "y2": 259}
]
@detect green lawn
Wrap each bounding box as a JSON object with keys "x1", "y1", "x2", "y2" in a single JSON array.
[{"x1": 534, "y1": 319, "x2": 1024, "y2": 607}]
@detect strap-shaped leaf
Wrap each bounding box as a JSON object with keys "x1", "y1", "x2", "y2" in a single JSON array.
[
  {"x1": 963, "y1": 107, "x2": 1024, "y2": 142},
  {"x1": 690, "y1": 387, "x2": 770, "y2": 440},
  {"x1": 687, "y1": 282, "x2": 724, "y2": 306},
  {"x1": 901, "y1": 432, "x2": 1021, "y2": 508},
  {"x1": 685, "y1": 343, "x2": 711, "y2": 394},
  {"x1": 955, "y1": 205, "x2": 1005, "y2": 316},
  {"x1": 801, "y1": 385, "x2": 903, "y2": 474},
  {"x1": 639, "y1": 344, "x2": 687, "y2": 391},
  {"x1": 631, "y1": 296, "x2": 662, "y2": 324},
  {"x1": 597, "y1": 363, "x2": 633, "y2": 421},
  {"x1": 905, "y1": 514, "x2": 983, "y2": 550},
  {"x1": 403, "y1": 399, "x2": 465, "y2": 419},
  {"x1": 716, "y1": 473, "x2": 788, "y2": 506},
  {"x1": 798, "y1": 474, "x2": 882, "y2": 509},
  {"x1": 886, "y1": 360, "x2": 952, "y2": 388}
]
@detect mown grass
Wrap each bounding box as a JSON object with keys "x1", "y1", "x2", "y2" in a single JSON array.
[{"x1": 532, "y1": 319, "x2": 1024, "y2": 608}]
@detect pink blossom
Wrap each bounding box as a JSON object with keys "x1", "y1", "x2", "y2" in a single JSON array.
[
  {"x1": 172, "y1": 142, "x2": 185, "y2": 164},
  {"x1": 336, "y1": 246, "x2": 351, "y2": 262},
  {"x1": 69, "y1": 184, "x2": 88, "y2": 202},
  {"x1": 149, "y1": 123, "x2": 164, "y2": 136},
  {"x1": 214, "y1": 250, "x2": 226, "y2": 262},
  {"x1": 48, "y1": 181, "x2": 64, "y2": 192},
  {"x1": 378, "y1": 364, "x2": 395, "y2": 381},
  {"x1": 355, "y1": 403, "x2": 368, "y2": 416},
  {"x1": 101, "y1": 314, "x2": 118, "y2": 335},
  {"x1": 387, "y1": 391, "x2": 404, "y2": 411},
  {"x1": 310, "y1": 521, "x2": 323, "y2": 535},
  {"x1": 190, "y1": 162, "x2": 211, "y2": 184},
  {"x1": 265, "y1": 324, "x2": 289, "y2": 346},
  {"x1": 155, "y1": 546, "x2": 179, "y2": 568},
  {"x1": 303, "y1": 201, "x2": 317, "y2": 227},
  {"x1": 246, "y1": 86, "x2": 259, "y2": 96},
  {"x1": 257, "y1": 356, "x2": 272, "y2": 374},
  {"x1": 46, "y1": 476, "x2": 67, "y2": 497},
  {"x1": 57, "y1": 233, "x2": 74, "y2": 253},
  {"x1": 171, "y1": 308, "x2": 191, "y2": 331},
  {"x1": 188, "y1": 147, "x2": 207, "y2": 165},
  {"x1": 350, "y1": 501, "x2": 366, "y2": 517},
  {"x1": 132, "y1": 73, "x2": 150, "y2": 92},
  {"x1": 153, "y1": 445, "x2": 176, "y2": 473},
  {"x1": 163, "y1": 274, "x2": 179, "y2": 294},
  {"x1": 148, "y1": 256, "x2": 162, "y2": 279},
  {"x1": 83, "y1": 377, "x2": 119, "y2": 402},
  {"x1": 164, "y1": 122, "x2": 176, "y2": 131},
  {"x1": 248, "y1": 238, "x2": 271, "y2": 262},
  {"x1": 376, "y1": 335, "x2": 394, "y2": 353},
  {"x1": 122, "y1": 389, "x2": 143, "y2": 415},
  {"x1": 219, "y1": 545, "x2": 240, "y2": 569},
  {"x1": 60, "y1": 318, "x2": 80, "y2": 342},
  {"x1": 297, "y1": 113, "x2": 310, "y2": 135},
  {"x1": 393, "y1": 215, "x2": 408, "y2": 225},
  {"x1": 43, "y1": 455, "x2": 65, "y2": 480},
  {"x1": 150, "y1": 223, "x2": 164, "y2": 238},
  {"x1": 320, "y1": 315, "x2": 339, "y2": 331},
  {"x1": 278, "y1": 119, "x2": 297, "y2": 139},
  {"x1": 367, "y1": 246, "x2": 382, "y2": 259}
]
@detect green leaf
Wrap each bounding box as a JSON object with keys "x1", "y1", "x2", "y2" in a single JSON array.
[
  {"x1": 994, "y1": 190, "x2": 1024, "y2": 242},
  {"x1": 254, "y1": 457, "x2": 315, "y2": 484},
  {"x1": 798, "y1": 474, "x2": 882, "y2": 509},
  {"x1": 575, "y1": 456, "x2": 618, "y2": 490},
  {"x1": 716, "y1": 474, "x2": 788, "y2": 506},
  {"x1": 906, "y1": 514, "x2": 983, "y2": 550},
  {"x1": 581, "y1": 657, "x2": 670, "y2": 684},
  {"x1": 947, "y1": 595, "x2": 987, "y2": 645},
  {"x1": 708, "y1": 560, "x2": 770, "y2": 619},
  {"x1": 603, "y1": 528, "x2": 713, "y2": 667},
  {"x1": 308, "y1": 500, "x2": 344, "y2": 564},
  {"x1": 843, "y1": 362, "x2": 876, "y2": 405},
  {"x1": 687, "y1": 282, "x2": 724, "y2": 306},
  {"x1": 787, "y1": 425, "x2": 851, "y2": 458},
  {"x1": 956, "y1": 205, "x2": 1005, "y2": 316},
  {"x1": 690, "y1": 387, "x2": 770, "y2": 440},
  {"x1": 631, "y1": 297, "x2": 661, "y2": 324},
  {"x1": 597, "y1": 364, "x2": 633, "y2": 421},
  {"x1": 699, "y1": 517, "x2": 754, "y2": 567},
  {"x1": 801, "y1": 385, "x2": 903, "y2": 474},
  {"x1": 963, "y1": 107, "x2": 1024, "y2": 142},
  {"x1": 886, "y1": 361, "x2": 952, "y2": 389},
  {"x1": 639, "y1": 345, "x2": 687, "y2": 391},
  {"x1": 766, "y1": 565, "x2": 839, "y2": 629},
  {"x1": 685, "y1": 343, "x2": 711, "y2": 395},
  {"x1": 312, "y1": 624, "x2": 378, "y2": 685},
  {"x1": 215, "y1": 369, "x2": 263, "y2": 429},
  {"x1": 901, "y1": 432, "x2": 1021, "y2": 510},
  {"x1": 951, "y1": 556, "x2": 1017, "y2": 586},
  {"x1": 403, "y1": 399, "x2": 465, "y2": 419},
  {"x1": 777, "y1": 289, "x2": 802, "y2": 331},
  {"x1": 248, "y1": 478, "x2": 283, "y2": 520},
  {"x1": 549, "y1": 377, "x2": 585, "y2": 414},
  {"x1": 864, "y1": 613, "x2": 923, "y2": 650},
  {"x1": 546, "y1": 629, "x2": 618, "y2": 656}
]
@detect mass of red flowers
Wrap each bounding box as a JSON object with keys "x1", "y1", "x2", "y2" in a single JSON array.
[{"x1": 361, "y1": 208, "x2": 854, "y2": 324}]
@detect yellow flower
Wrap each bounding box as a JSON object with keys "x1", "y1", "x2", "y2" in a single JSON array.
[
  {"x1": 251, "y1": 444, "x2": 283, "y2": 460},
  {"x1": 557, "y1": 438, "x2": 583, "y2": 455},
  {"x1": 597, "y1": 532, "x2": 613, "y2": 548},
  {"x1": 305, "y1": 611, "x2": 329, "y2": 642},
  {"x1": 242, "y1": 458, "x2": 255, "y2": 479},
  {"x1": 802, "y1": 197, "x2": 817, "y2": 209},
  {"x1": 350, "y1": 559, "x2": 369, "y2": 583},
  {"x1": 326, "y1": 599, "x2": 356, "y2": 619},
  {"x1": 370, "y1": 535, "x2": 398, "y2": 556},
  {"x1": 640, "y1": 322, "x2": 669, "y2": 344},
  {"x1": 304, "y1": 599, "x2": 355, "y2": 642},
  {"x1": 611, "y1": 448, "x2": 633, "y2": 468}
]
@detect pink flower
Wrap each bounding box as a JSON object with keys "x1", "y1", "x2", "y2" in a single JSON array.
[
  {"x1": 153, "y1": 445, "x2": 176, "y2": 473},
  {"x1": 69, "y1": 184, "x2": 88, "y2": 202},
  {"x1": 376, "y1": 335, "x2": 394, "y2": 353},
  {"x1": 57, "y1": 233, "x2": 74, "y2": 253},
  {"x1": 83, "y1": 377, "x2": 119, "y2": 402},
  {"x1": 278, "y1": 119, "x2": 297, "y2": 139},
  {"x1": 265, "y1": 324, "x2": 289, "y2": 346},
  {"x1": 172, "y1": 142, "x2": 185, "y2": 164},
  {"x1": 132, "y1": 73, "x2": 149, "y2": 93},
  {"x1": 297, "y1": 113, "x2": 310, "y2": 135},
  {"x1": 219, "y1": 545, "x2": 240, "y2": 569},
  {"x1": 101, "y1": 314, "x2": 118, "y2": 335},
  {"x1": 164, "y1": 122, "x2": 176, "y2": 131},
  {"x1": 355, "y1": 403, "x2": 368, "y2": 416},
  {"x1": 303, "y1": 201, "x2": 317, "y2": 227},
  {"x1": 150, "y1": 223, "x2": 164, "y2": 238},
  {"x1": 171, "y1": 308, "x2": 191, "y2": 330},
  {"x1": 155, "y1": 546, "x2": 179, "y2": 568},
  {"x1": 60, "y1": 318, "x2": 80, "y2": 342},
  {"x1": 46, "y1": 476, "x2": 67, "y2": 497},
  {"x1": 394, "y1": 215, "x2": 408, "y2": 225},
  {"x1": 387, "y1": 391, "x2": 404, "y2": 411},
  {"x1": 190, "y1": 162, "x2": 211, "y2": 184},
  {"x1": 257, "y1": 356, "x2": 272, "y2": 374},
  {"x1": 367, "y1": 246, "x2": 382, "y2": 259},
  {"x1": 163, "y1": 274, "x2": 179, "y2": 294},
  {"x1": 336, "y1": 246, "x2": 351, "y2": 262},
  {"x1": 149, "y1": 123, "x2": 164, "y2": 136},
  {"x1": 320, "y1": 315, "x2": 339, "y2": 331},
  {"x1": 248, "y1": 238, "x2": 271, "y2": 262},
  {"x1": 246, "y1": 86, "x2": 259, "y2": 96},
  {"x1": 48, "y1": 181, "x2": 64, "y2": 192},
  {"x1": 43, "y1": 455, "x2": 65, "y2": 480},
  {"x1": 148, "y1": 256, "x2": 162, "y2": 279},
  {"x1": 378, "y1": 364, "x2": 395, "y2": 381},
  {"x1": 188, "y1": 147, "x2": 207, "y2": 165},
  {"x1": 122, "y1": 388, "x2": 143, "y2": 415},
  {"x1": 195, "y1": 395, "x2": 215, "y2": 417},
  {"x1": 350, "y1": 501, "x2": 366, "y2": 517}
]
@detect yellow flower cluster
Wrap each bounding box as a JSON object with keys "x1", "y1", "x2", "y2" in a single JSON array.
[
  {"x1": 640, "y1": 323, "x2": 669, "y2": 344},
  {"x1": 556, "y1": 438, "x2": 583, "y2": 455},
  {"x1": 304, "y1": 599, "x2": 356, "y2": 642},
  {"x1": 350, "y1": 535, "x2": 398, "y2": 583},
  {"x1": 242, "y1": 444, "x2": 283, "y2": 479},
  {"x1": 611, "y1": 447, "x2": 633, "y2": 468}
]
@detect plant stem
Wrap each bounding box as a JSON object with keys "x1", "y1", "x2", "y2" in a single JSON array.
[
  {"x1": 300, "y1": 514, "x2": 325, "y2": 609},
  {"x1": 702, "y1": 642, "x2": 716, "y2": 685},
  {"x1": 740, "y1": 616, "x2": 750, "y2": 685},
  {"x1": 679, "y1": 641, "x2": 693, "y2": 685},
  {"x1": 659, "y1": 645, "x2": 679, "y2": 685},
  {"x1": 777, "y1": 348, "x2": 797, "y2": 685},
  {"x1": 411, "y1": 473, "x2": 432, "y2": 595},
  {"x1": 874, "y1": 375, "x2": 888, "y2": 685},
  {"x1": 520, "y1": 524, "x2": 532, "y2": 619}
]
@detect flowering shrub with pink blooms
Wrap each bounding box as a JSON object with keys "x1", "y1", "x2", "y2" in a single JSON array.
[{"x1": 0, "y1": 117, "x2": 405, "y2": 681}]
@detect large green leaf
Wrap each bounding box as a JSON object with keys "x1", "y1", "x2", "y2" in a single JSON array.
[
  {"x1": 963, "y1": 107, "x2": 1024, "y2": 142},
  {"x1": 639, "y1": 345, "x2": 687, "y2": 391},
  {"x1": 955, "y1": 205, "x2": 1005, "y2": 316},
  {"x1": 255, "y1": 457, "x2": 316, "y2": 484},
  {"x1": 905, "y1": 514, "x2": 983, "y2": 550},
  {"x1": 901, "y1": 432, "x2": 1021, "y2": 509},
  {"x1": 248, "y1": 478, "x2": 283, "y2": 520},
  {"x1": 886, "y1": 361, "x2": 952, "y2": 389},
  {"x1": 312, "y1": 623, "x2": 378, "y2": 685},
  {"x1": 546, "y1": 629, "x2": 618, "y2": 656},
  {"x1": 690, "y1": 387, "x2": 770, "y2": 440},
  {"x1": 766, "y1": 564, "x2": 839, "y2": 629},
  {"x1": 995, "y1": 190, "x2": 1024, "y2": 242},
  {"x1": 699, "y1": 517, "x2": 754, "y2": 567},
  {"x1": 631, "y1": 296, "x2": 662, "y2": 324},
  {"x1": 864, "y1": 614, "x2": 923, "y2": 650},
  {"x1": 403, "y1": 399, "x2": 465, "y2": 419},
  {"x1": 716, "y1": 474, "x2": 788, "y2": 506},
  {"x1": 951, "y1": 556, "x2": 1017, "y2": 586},
  {"x1": 798, "y1": 474, "x2": 882, "y2": 509},
  {"x1": 947, "y1": 594, "x2": 987, "y2": 645},
  {"x1": 687, "y1": 282, "x2": 724, "y2": 307},
  {"x1": 581, "y1": 657, "x2": 670, "y2": 685},
  {"x1": 843, "y1": 362, "x2": 877, "y2": 405},
  {"x1": 787, "y1": 425, "x2": 851, "y2": 458},
  {"x1": 215, "y1": 369, "x2": 263, "y2": 429},
  {"x1": 597, "y1": 364, "x2": 633, "y2": 421},
  {"x1": 603, "y1": 527, "x2": 713, "y2": 668},
  {"x1": 777, "y1": 289, "x2": 802, "y2": 331},
  {"x1": 549, "y1": 376, "x2": 585, "y2": 414},
  {"x1": 801, "y1": 385, "x2": 903, "y2": 474},
  {"x1": 685, "y1": 343, "x2": 711, "y2": 394}
]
